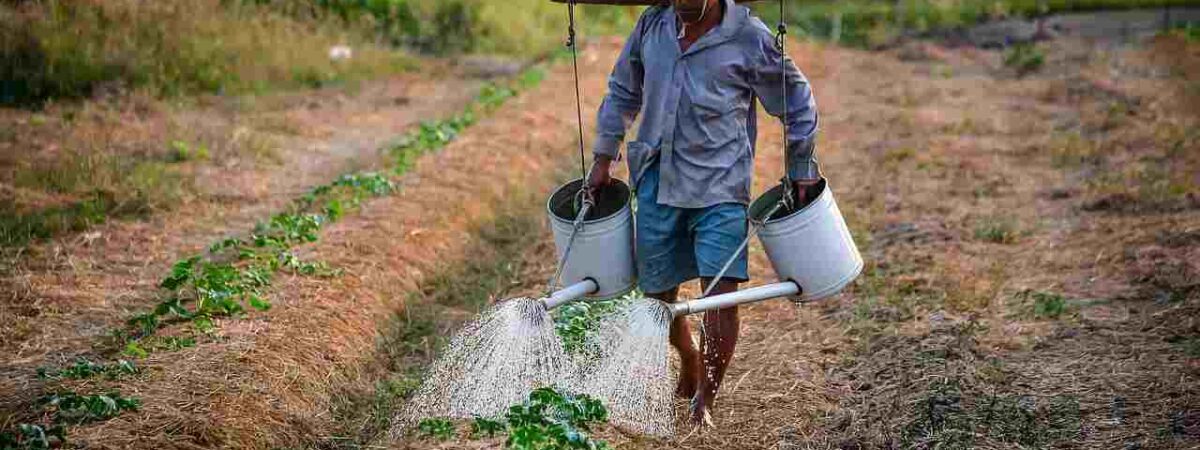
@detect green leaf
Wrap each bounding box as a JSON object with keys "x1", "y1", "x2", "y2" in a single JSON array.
[
  {"x1": 506, "y1": 425, "x2": 545, "y2": 449},
  {"x1": 248, "y1": 295, "x2": 271, "y2": 311},
  {"x1": 192, "y1": 315, "x2": 215, "y2": 333},
  {"x1": 209, "y1": 237, "x2": 243, "y2": 253},
  {"x1": 16, "y1": 423, "x2": 49, "y2": 448},
  {"x1": 122, "y1": 342, "x2": 149, "y2": 359},
  {"x1": 96, "y1": 395, "x2": 118, "y2": 415},
  {"x1": 417, "y1": 418, "x2": 456, "y2": 440},
  {"x1": 470, "y1": 416, "x2": 504, "y2": 438},
  {"x1": 126, "y1": 313, "x2": 159, "y2": 336},
  {"x1": 160, "y1": 256, "x2": 201, "y2": 290},
  {"x1": 114, "y1": 360, "x2": 139, "y2": 376},
  {"x1": 155, "y1": 298, "x2": 192, "y2": 319},
  {"x1": 529, "y1": 387, "x2": 564, "y2": 409},
  {"x1": 325, "y1": 199, "x2": 344, "y2": 221}
]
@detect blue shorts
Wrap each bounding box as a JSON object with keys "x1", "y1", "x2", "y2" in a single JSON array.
[{"x1": 635, "y1": 163, "x2": 749, "y2": 294}]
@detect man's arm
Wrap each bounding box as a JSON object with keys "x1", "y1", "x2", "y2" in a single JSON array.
[
  {"x1": 589, "y1": 10, "x2": 651, "y2": 193},
  {"x1": 747, "y1": 28, "x2": 821, "y2": 197}
]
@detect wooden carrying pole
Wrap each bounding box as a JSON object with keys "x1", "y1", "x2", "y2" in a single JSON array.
[{"x1": 550, "y1": 0, "x2": 763, "y2": 4}]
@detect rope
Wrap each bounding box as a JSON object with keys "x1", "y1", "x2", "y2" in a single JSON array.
[
  {"x1": 547, "y1": 199, "x2": 591, "y2": 294},
  {"x1": 776, "y1": 0, "x2": 794, "y2": 211},
  {"x1": 547, "y1": 0, "x2": 593, "y2": 295},
  {"x1": 567, "y1": 0, "x2": 587, "y2": 183}
]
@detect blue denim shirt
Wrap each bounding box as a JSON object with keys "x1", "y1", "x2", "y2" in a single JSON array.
[{"x1": 593, "y1": 0, "x2": 819, "y2": 209}]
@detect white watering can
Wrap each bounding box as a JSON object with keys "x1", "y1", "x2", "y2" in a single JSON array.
[
  {"x1": 540, "y1": 178, "x2": 637, "y2": 309},
  {"x1": 667, "y1": 178, "x2": 863, "y2": 317}
]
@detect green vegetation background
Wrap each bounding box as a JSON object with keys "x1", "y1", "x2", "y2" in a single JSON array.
[
  {"x1": 0, "y1": 0, "x2": 643, "y2": 106},
  {"x1": 4, "y1": 0, "x2": 1189, "y2": 107}
]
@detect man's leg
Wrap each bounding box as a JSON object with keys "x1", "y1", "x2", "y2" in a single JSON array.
[
  {"x1": 686, "y1": 201, "x2": 749, "y2": 426},
  {"x1": 646, "y1": 286, "x2": 702, "y2": 399},
  {"x1": 691, "y1": 277, "x2": 740, "y2": 424},
  {"x1": 633, "y1": 163, "x2": 702, "y2": 400}
]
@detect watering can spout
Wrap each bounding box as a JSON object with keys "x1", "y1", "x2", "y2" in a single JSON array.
[
  {"x1": 667, "y1": 281, "x2": 802, "y2": 318},
  {"x1": 540, "y1": 279, "x2": 599, "y2": 310}
]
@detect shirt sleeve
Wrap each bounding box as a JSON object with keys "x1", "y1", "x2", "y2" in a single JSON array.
[
  {"x1": 593, "y1": 10, "x2": 652, "y2": 160},
  {"x1": 748, "y1": 29, "x2": 821, "y2": 181}
]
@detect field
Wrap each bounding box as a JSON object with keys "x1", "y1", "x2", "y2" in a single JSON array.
[{"x1": 1, "y1": 2, "x2": 1198, "y2": 449}]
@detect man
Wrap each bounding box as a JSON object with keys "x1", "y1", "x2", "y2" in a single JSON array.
[{"x1": 586, "y1": 0, "x2": 820, "y2": 426}]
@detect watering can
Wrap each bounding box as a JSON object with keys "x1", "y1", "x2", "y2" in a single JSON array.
[
  {"x1": 540, "y1": 178, "x2": 637, "y2": 309},
  {"x1": 667, "y1": 179, "x2": 863, "y2": 317}
]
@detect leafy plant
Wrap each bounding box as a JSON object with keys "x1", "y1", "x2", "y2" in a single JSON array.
[
  {"x1": 478, "y1": 84, "x2": 517, "y2": 110},
  {"x1": 504, "y1": 388, "x2": 609, "y2": 450},
  {"x1": 974, "y1": 216, "x2": 1020, "y2": 244},
  {"x1": 1003, "y1": 43, "x2": 1045, "y2": 77},
  {"x1": 168, "y1": 140, "x2": 210, "y2": 162},
  {"x1": 37, "y1": 358, "x2": 138, "y2": 380},
  {"x1": 418, "y1": 418, "x2": 456, "y2": 440},
  {"x1": 1029, "y1": 291, "x2": 1068, "y2": 319},
  {"x1": 122, "y1": 341, "x2": 149, "y2": 359},
  {"x1": 413, "y1": 388, "x2": 610, "y2": 449},
  {"x1": 0, "y1": 423, "x2": 66, "y2": 450},
  {"x1": 39, "y1": 392, "x2": 141, "y2": 424},
  {"x1": 552, "y1": 291, "x2": 635, "y2": 354},
  {"x1": 472, "y1": 416, "x2": 505, "y2": 438},
  {"x1": 553, "y1": 301, "x2": 614, "y2": 355}
]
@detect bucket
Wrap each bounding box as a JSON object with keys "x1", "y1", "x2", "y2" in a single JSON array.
[
  {"x1": 748, "y1": 179, "x2": 863, "y2": 301},
  {"x1": 547, "y1": 178, "x2": 636, "y2": 299}
]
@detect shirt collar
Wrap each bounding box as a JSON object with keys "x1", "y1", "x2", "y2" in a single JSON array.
[{"x1": 666, "y1": 0, "x2": 747, "y2": 57}]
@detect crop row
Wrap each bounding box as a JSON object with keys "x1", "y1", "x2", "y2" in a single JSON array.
[{"x1": 0, "y1": 65, "x2": 549, "y2": 449}]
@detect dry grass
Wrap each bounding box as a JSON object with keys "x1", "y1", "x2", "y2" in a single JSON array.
[
  {"x1": 34, "y1": 42, "x2": 619, "y2": 448},
  {"x1": 792, "y1": 33, "x2": 1198, "y2": 450}
]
